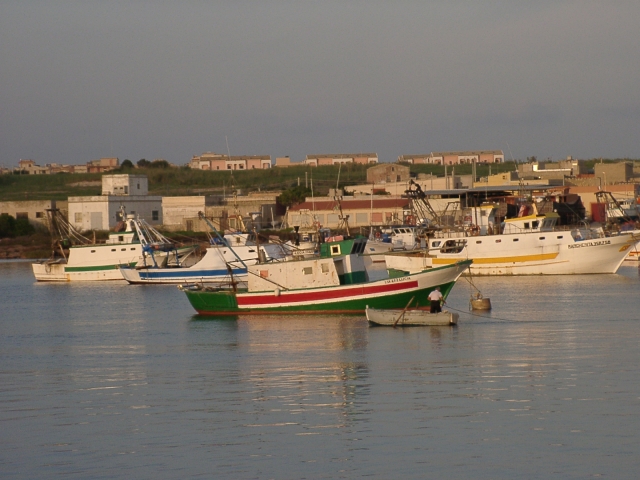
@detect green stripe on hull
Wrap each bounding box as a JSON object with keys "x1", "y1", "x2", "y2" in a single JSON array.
[
  {"x1": 65, "y1": 262, "x2": 137, "y2": 273},
  {"x1": 184, "y1": 282, "x2": 456, "y2": 315}
]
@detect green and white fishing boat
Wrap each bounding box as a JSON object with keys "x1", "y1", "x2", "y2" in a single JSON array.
[{"x1": 180, "y1": 236, "x2": 471, "y2": 315}]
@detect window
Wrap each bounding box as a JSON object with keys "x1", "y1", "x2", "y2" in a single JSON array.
[
  {"x1": 513, "y1": 238, "x2": 519, "y2": 242},
  {"x1": 303, "y1": 267, "x2": 313, "y2": 275},
  {"x1": 524, "y1": 222, "x2": 530, "y2": 229},
  {"x1": 321, "y1": 263, "x2": 329, "y2": 273},
  {"x1": 557, "y1": 235, "x2": 563, "y2": 239},
  {"x1": 16, "y1": 212, "x2": 28, "y2": 219},
  {"x1": 532, "y1": 221, "x2": 539, "y2": 228},
  {"x1": 476, "y1": 240, "x2": 482, "y2": 244},
  {"x1": 124, "y1": 186, "x2": 128, "y2": 194},
  {"x1": 75, "y1": 213, "x2": 82, "y2": 223},
  {"x1": 331, "y1": 245, "x2": 341, "y2": 255},
  {"x1": 152, "y1": 210, "x2": 159, "y2": 221},
  {"x1": 111, "y1": 249, "x2": 116, "y2": 252},
  {"x1": 36, "y1": 212, "x2": 43, "y2": 218},
  {"x1": 118, "y1": 236, "x2": 124, "y2": 242},
  {"x1": 495, "y1": 239, "x2": 501, "y2": 243},
  {"x1": 356, "y1": 213, "x2": 368, "y2": 224},
  {"x1": 539, "y1": 237, "x2": 545, "y2": 240}
]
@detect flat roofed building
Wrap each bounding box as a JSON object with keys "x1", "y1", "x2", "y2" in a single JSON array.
[
  {"x1": 366, "y1": 164, "x2": 411, "y2": 183},
  {"x1": 304, "y1": 153, "x2": 378, "y2": 167},
  {"x1": 399, "y1": 150, "x2": 504, "y2": 165},
  {"x1": 287, "y1": 197, "x2": 411, "y2": 229},
  {"x1": 190, "y1": 153, "x2": 271, "y2": 170}
]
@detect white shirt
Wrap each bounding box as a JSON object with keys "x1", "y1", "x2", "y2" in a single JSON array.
[{"x1": 428, "y1": 290, "x2": 443, "y2": 302}]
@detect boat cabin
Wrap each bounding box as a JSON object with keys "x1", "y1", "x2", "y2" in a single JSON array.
[{"x1": 248, "y1": 237, "x2": 369, "y2": 292}]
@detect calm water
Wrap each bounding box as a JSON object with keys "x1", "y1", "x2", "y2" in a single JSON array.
[{"x1": 2, "y1": 260, "x2": 640, "y2": 479}]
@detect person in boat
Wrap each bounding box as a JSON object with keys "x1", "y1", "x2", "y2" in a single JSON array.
[{"x1": 428, "y1": 287, "x2": 444, "y2": 313}]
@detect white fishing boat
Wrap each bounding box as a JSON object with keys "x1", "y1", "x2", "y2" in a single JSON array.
[
  {"x1": 120, "y1": 240, "x2": 287, "y2": 285},
  {"x1": 426, "y1": 204, "x2": 639, "y2": 275},
  {"x1": 32, "y1": 208, "x2": 196, "y2": 282},
  {"x1": 120, "y1": 212, "x2": 290, "y2": 284},
  {"x1": 365, "y1": 305, "x2": 458, "y2": 326}
]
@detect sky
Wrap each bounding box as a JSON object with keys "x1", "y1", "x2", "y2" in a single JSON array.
[{"x1": 2, "y1": 1, "x2": 640, "y2": 168}]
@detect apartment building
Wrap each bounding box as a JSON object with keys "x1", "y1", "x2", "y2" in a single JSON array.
[
  {"x1": 304, "y1": 153, "x2": 378, "y2": 167},
  {"x1": 399, "y1": 150, "x2": 504, "y2": 165},
  {"x1": 189, "y1": 152, "x2": 272, "y2": 170}
]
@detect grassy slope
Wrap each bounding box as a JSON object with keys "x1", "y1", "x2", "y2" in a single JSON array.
[
  {"x1": 3, "y1": 158, "x2": 635, "y2": 202},
  {"x1": 0, "y1": 162, "x2": 525, "y2": 201}
]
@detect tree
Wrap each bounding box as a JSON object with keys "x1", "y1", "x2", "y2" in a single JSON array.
[
  {"x1": 0, "y1": 213, "x2": 16, "y2": 238},
  {"x1": 137, "y1": 159, "x2": 150, "y2": 168},
  {"x1": 277, "y1": 186, "x2": 312, "y2": 208},
  {"x1": 0, "y1": 214, "x2": 34, "y2": 238},
  {"x1": 121, "y1": 159, "x2": 134, "y2": 169},
  {"x1": 149, "y1": 159, "x2": 170, "y2": 169}
]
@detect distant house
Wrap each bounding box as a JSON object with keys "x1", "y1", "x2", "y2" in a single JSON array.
[
  {"x1": 304, "y1": 153, "x2": 378, "y2": 167},
  {"x1": 366, "y1": 164, "x2": 410, "y2": 184},
  {"x1": 86, "y1": 157, "x2": 120, "y2": 173},
  {"x1": 189, "y1": 152, "x2": 272, "y2": 170},
  {"x1": 0, "y1": 199, "x2": 61, "y2": 227},
  {"x1": 399, "y1": 150, "x2": 504, "y2": 165},
  {"x1": 16, "y1": 159, "x2": 48, "y2": 175}
]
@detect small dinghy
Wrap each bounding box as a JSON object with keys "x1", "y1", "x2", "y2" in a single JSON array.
[{"x1": 366, "y1": 305, "x2": 458, "y2": 327}]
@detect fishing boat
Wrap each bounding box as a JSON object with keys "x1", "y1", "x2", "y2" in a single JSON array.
[
  {"x1": 402, "y1": 181, "x2": 640, "y2": 275},
  {"x1": 365, "y1": 305, "x2": 458, "y2": 326},
  {"x1": 119, "y1": 212, "x2": 290, "y2": 285},
  {"x1": 426, "y1": 204, "x2": 640, "y2": 275},
  {"x1": 179, "y1": 237, "x2": 472, "y2": 315},
  {"x1": 32, "y1": 208, "x2": 196, "y2": 282}
]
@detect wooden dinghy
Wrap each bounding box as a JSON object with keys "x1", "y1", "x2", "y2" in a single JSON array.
[{"x1": 365, "y1": 305, "x2": 458, "y2": 326}]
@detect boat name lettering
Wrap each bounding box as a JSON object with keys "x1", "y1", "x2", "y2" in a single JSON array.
[
  {"x1": 568, "y1": 240, "x2": 611, "y2": 249},
  {"x1": 384, "y1": 277, "x2": 409, "y2": 284}
]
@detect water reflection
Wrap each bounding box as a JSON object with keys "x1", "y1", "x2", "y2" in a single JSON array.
[{"x1": 188, "y1": 315, "x2": 371, "y2": 431}]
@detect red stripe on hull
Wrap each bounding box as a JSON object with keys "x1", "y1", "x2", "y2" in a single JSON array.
[{"x1": 238, "y1": 280, "x2": 419, "y2": 307}]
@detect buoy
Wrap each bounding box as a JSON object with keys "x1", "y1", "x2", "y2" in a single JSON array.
[{"x1": 470, "y1": 292, "x2": 491, "y2": 310}]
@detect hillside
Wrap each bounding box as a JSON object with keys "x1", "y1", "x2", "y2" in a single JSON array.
[{"x1": 0, "y1": 162, "x2": 521, "y2": 201}]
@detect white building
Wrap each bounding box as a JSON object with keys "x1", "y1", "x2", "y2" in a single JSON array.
[{"x1": 68, "y1": 175, "x2": 162, "y2": 231}]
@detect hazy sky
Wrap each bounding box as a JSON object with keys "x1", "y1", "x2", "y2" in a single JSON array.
[{"x1": 2, "y1": 1, "x2": 640, "y2": 167}]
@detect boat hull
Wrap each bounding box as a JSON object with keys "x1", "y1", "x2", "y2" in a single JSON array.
[
  {"x1": 32, "y1": 244, "x2": 197, "y2": 282},
  {"x1": 119, "y1": 244, "x2": 286, "y2": 284},
  {"x1": 182, "y1": 260, "x2": 472, "y2": 315},
  {"x1": 431, "y1": 231, "x2": 638, "y2": 275}
]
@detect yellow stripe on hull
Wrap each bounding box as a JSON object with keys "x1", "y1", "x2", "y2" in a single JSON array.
[{"x1": 432, "y1": 252, "x2": 559, "y2": 266}]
